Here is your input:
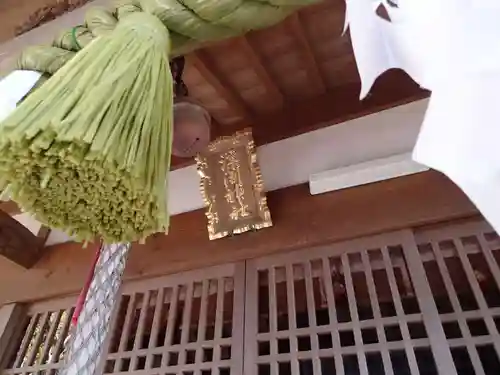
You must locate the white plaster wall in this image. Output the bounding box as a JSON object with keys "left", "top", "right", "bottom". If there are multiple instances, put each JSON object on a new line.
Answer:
{"left": 12, "top": 212, "right": 41, "bottom": 234}
{"left": 17, "top": 99, "right": 429, "bottom": 245}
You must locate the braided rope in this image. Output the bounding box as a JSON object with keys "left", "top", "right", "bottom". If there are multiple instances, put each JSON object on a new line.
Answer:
{"left": 18, "top": 0, "right": 318, "bottom": 75}
{"left": 63, "top": 242, "right": 130, "bottom": 375}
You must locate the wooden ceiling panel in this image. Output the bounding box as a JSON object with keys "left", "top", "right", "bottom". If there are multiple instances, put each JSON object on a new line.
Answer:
{"left": 225, "top": 68, "right": 260, "bottom": 91}
{"left": 235, "top": 37, "right": 284, "bottom": 109}
{"left": 168, "top": 0, "right": 425, "bottom": 145}
{"left": 247, "top": 23, "right": 296, "bottom": 58}
{"left": 312, "top": 36, "right": 352, "bottom": 61}
{"left": 278, "top": 70, "right": 319, "bottom": 98}
{"left": 322, "top": 65, "right": 359, "bottom": 88}
{"left": 184, "top": 82, "right": 246, "bottom": 126}
{"left": 194, "top": 43, "right": 285, "bottom": 114}
{"left": 181, "top": 62, "right": 241, "bottom": 123}
{"left": 300, "top": 2, "right": 346, "bottom": 39}
{"left": 264, "top": 51, "right": 321, "bottom": 99}
{"left": 195, "top": 101, "right": 245, "bottom": 126}
{"left": 239, "top": 85, "right": 282, "bottom": 113}
{"left": 182, "top": 63, "right": 205, "bottom": 85}
{"left": 187, "top": 91, "right": 233, "bottom": 116}
{"left": 187, "top": 52, "right": 253, "bottom": 123}
{"left": 321, "top": 55, "right": 359, "bottom": 87}
{"left": 267, "top": 51, "right": 302, "bottom": 74}
{"left": 201, "top": 39, "right": 249, "bottom": 71}
{"left": 285, "top": 13, "right": 326, "bottom": 95}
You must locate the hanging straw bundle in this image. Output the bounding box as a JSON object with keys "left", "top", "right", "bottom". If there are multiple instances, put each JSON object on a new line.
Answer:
{"left": 0, "top": 13, "right": 172, "bottom": 243}
{"left": 0, "top": 0, "right": 317, "bottom": 243}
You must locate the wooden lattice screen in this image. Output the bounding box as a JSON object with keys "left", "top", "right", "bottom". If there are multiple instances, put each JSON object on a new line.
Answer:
{"left": 414, "top": 221, "right": 500, "bottom": 375}
{"left": 1, "top": 297, "right": 75, "bottom": 375}
{"left": 2, "top": 219, "right": 500, "bottom": 375}
{"left": 101, "top": 263, "right": 245, "bottom": 375}
{"left": 243, "top": 222, "right": 500, "bottom": 375}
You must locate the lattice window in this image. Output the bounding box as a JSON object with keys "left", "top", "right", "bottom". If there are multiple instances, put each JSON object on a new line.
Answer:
{"left": 3, "top": 219, "right": 500, "bottom": 375}
{"left": 2, "top": 298, "right": 75, "bottom": 375}
{"left": 243, "top": 232, "right": 451, "bottom": 375}
{"left": 101, "top": 263, "right": 245, "bottom": 375}
{"left": 415, "top": 220, "right": 500, "bottom": 375}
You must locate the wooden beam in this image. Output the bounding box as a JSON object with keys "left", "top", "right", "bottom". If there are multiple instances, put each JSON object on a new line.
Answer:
{"left": 0, "top": 201, "right": 20, "bottom": 215}
{"left": 0, "top": 171, "right": 478, "bottom": 305}
{"left": 37, "top": 225, "right": 51, "bottom": 246}
{"left": 1, "top": 71, "right": 427, "bottom": 215}
{"left": 142, "top": 70, "right": 427, "bottom": 170}
{"left": 0, "top": 304, "right": 26, "bottom": 369}
{"left": 189, "top": 51, "right": 253, "bottom": 120}
{"left": 0, "top": 210, "right": 45, "bottom": 268}
{"left": 225, "top": 69, "right": 427, "bottom": 146}
{"left": 286, "top": 13, "right": 327, "bottom": 94}
{"left": 237, "top": 36, "right": 285, "bottom": 108}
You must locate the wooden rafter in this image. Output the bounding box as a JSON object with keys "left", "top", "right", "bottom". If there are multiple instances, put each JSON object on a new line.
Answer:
{"left": 287, "top": 13, "right": 327, "bottom": 94}
{"left": 221, "top": 70, "right": 427, "bottom": 147}
{"left": 189, "top": 51, "right": 253, "bottom": 121}
{"left": 0, "top": 211, "right": 46, "bottom": 268}
{"left": 0, "top": 201, "right": 20, "bottom": 215}
{"left": 237, "top": 36, "right": 285, "bottom": 108}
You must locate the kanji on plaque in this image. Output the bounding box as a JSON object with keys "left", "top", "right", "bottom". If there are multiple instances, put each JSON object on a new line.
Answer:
{"left": 195, "top": 129, "right": 272, "bottom": 240}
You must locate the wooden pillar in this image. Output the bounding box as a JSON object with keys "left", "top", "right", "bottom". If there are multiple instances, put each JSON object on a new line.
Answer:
{"left": 0, "top": 304, "right": 26, "bottom": 369}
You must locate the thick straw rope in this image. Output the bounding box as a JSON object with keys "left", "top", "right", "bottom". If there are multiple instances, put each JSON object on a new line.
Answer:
{"left": 18, "top": 0, "right": 318, "bottom": 76}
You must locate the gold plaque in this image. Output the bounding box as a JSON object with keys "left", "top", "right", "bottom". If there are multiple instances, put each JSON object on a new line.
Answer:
{"left": 196, "top": 129, "right": 272, "bottom": 240}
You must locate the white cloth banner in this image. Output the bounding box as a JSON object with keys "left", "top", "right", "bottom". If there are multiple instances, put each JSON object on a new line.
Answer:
{"left": 346, "top": 0, "right": 500, "bottom": 232}
{"left": 0, "top": 70, "right": 42, "bottom": 121}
